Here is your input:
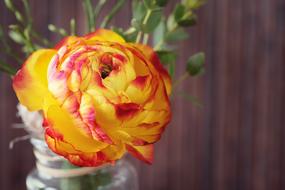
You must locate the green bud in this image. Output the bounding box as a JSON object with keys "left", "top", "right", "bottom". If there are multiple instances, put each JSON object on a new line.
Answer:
{"left": 186, "top": 52, "right": 205, "bottom": 76}
{"left": 177, "top": 13, "right": 197, "bottom": 27}
{"left": 48, "top": 24, "right": 57, "bottom": 32}
{"left": 59, "top": 28, "right": 67, "bottom": 36}
{"left": 184, "top": 0, "right": 206, "bottom": 9}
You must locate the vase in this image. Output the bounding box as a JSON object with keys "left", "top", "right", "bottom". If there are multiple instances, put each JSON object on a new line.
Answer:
{"left": 16, "top": 104, "right": 139, "bottom": 190}
{"left": 26, "top": 138, "right": 139, "bottom": 190}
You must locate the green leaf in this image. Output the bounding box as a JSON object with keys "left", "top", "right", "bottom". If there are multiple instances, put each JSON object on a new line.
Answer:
{"left": 131, "top": 18, "right": 142, "bottom": 30}
{"left": 14, "top": 11, "right": 25, "bottom": 23}
{"left": 153, "top": 19, "right": 165, "bottom": 46}
{"left": 142, "top": 10, "right": 162, "bottom": 33}
{"left": 177, "top": 13, "right": 197, "bottom": 27}
{"left": 9, "top": 30, "right": 25, "bottom": 44}
{"left": 133, "top": 1, "right": 147, "bottom": 22}
{"left": 4, "top": 0, "right": 15, "bottom": 11}
{"left": 155, "top": 0, "right": 168, "bottom": 7}
{"left": 165, "top": 28, "right": 189, "bottom": 42}
{"left": 166, "top": 14, "right": 176, "bottom": 31}
{"left": 183, "top": 0, "right": 206, "bottom": 9}
{"left": 174, "top": 4, "right": 186, "bottom": 22}
{"left": 156, "top": 50, "right": 177, "bottom": 66}
{"left": 48, "top": 24, "right": 57, "bottom": 32}
{"left": 186, "top": 52, "right": 205, "bottom": 76}
{"left": 143, "top": 0, "right": 155, "bottom": 8}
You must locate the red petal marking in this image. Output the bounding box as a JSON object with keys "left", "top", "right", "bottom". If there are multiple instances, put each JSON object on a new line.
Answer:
{"left": 93, "top": 125, "right": 114, "bottom": 144}
{"left": 54, "top": 37, "right": 77, "bottom": 50}
{"left": 126, "top": 144, "right": 154, "bottom": 164}
{"left": 138, "top": 122, "right": 160, "bottom": 128}
{"left": 132, "top": 75, "right": 148, "bottom": 89}
{"left": 100, "top": 53, "right": 113, "bottom": 65}
{"left": 93, "top": 72, "right": 105, "bottom": 88}
{"left": 113, "top": 54, "right": 126, "bottom": 62}
{"left": 12, "top": 67, "right": 29, "bottom": 90}
{"left": 43, "top": 119, "right": 64, "bottom": 141}
{"left": 54, "top": 37, "right": 69, "bottom": 50}
{"left": 132, "top": 138, "right": 147, "bottom": 146}
{"left": 115, "top": 103, "right": 140, "bottom": 120}
{"left": 84, "top": 30, "right": 101, "bottom": 39}
{"left": 150, "top": 51, "right": 170, "bottom": 79}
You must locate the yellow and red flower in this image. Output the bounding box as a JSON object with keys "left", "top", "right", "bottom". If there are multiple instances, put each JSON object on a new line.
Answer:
{"left": 13, "top": 29, "right": 172, "bottom": 166}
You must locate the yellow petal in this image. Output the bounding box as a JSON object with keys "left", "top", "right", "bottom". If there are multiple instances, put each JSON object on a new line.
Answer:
{"left": 84, "top": 29, "right": 125, "bottom": 43}
{"left": 126, "top": 144, "right": 154, "bottom": 164}
{"left": 132, "top": 44, "right": 172, "bottom": 96}
{"left": 13, "top": 49, "right": 57, "bottom": 111}
{"left": 45, "top": 104, "right": 107, "bottom": 152}
{"left": 54, "top": 36, "right": 78, "bottom": 50}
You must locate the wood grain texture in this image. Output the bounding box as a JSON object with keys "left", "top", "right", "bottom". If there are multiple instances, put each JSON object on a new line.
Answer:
{"left": 0, "top": 0, "right": 284, "bottom": 190}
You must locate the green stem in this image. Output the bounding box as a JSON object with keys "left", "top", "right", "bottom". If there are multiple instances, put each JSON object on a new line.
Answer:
{"left": 173, "top": 72, "right": 189, "bottom": 90}
{"left": 100, "top": 0, "right": 125, "bottom": 28}
{"left": 0, "top": 60, "right": 17, "bottom": 76}
{"left": 154, "top": 24, "right": 178, "bottom": 50}
{"left": 143, "top": 9, "right": 152, "bottom": 25}
{"left": 135, "top": 31, "right": 142, "bottom": 43}
{"left": 94, "top": 0, "right": 107, "bottom": 28}
{"left": 31, "top": 31, "right": 52, "bottom": 47}
{"left": 22, "top": 0, "right": 32, "bottom": 26}
{"left": 83, "top": 0, "right": 95, "bottom": 32}
{"left": 143, "top": 34, "right": 149, "bottom": 44}
{"left": 70, "top": 18, "right": 76, "bottom": 35}
{"left": 135, "top": 9, "right": 152, "bottom": 44}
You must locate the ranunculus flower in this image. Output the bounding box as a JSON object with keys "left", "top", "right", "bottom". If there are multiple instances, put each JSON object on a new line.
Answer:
{"left": 13, "top": 29, "right": 172, "bottom": 166}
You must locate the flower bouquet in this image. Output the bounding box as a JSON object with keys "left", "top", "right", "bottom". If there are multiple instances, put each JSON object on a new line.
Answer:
{"left": 0, "top": 0, "right": 205, "bottom": 189}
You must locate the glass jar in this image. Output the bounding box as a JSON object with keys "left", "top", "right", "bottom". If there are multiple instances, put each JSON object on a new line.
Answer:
{"left": 26, "top": 138, "right": 139, "bottom": 190}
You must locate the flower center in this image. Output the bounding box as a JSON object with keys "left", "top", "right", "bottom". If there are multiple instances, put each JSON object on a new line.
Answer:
{"left": 100, "top": 64, "right": 113, "bottom": 79}
{"left": 99, "top": 53, "right": 114, "bottom": 79}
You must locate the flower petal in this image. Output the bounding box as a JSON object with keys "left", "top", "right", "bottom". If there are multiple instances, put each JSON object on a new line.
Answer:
{"left": 133, "top": 44, "right": 172, "bottom": 96}
{"left": 45, "top": 104, "right": 108, "bottom": 153}
{"left": 126, "top": 144, "right": 154, "bottom": 164}
{"left": 13, "top": 49, "right": 57, "bottom": 111}
{"left": 54, "top": 36, "right": 78, "bottom": 50}
{"left": 84, "top": 29, "right": 125, "bottom": 43}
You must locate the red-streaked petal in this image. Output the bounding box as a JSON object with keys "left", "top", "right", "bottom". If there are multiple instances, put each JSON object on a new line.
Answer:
{"left": 84, "top": 29, "right": 125, "bottom": 43}
{"left": 133, "top": 44, "right": 172, "bottom": 96}
{"left": 13, "top": 49, "right": 57, "bottom": 111}
{"left": 126, "top": 144, "right": 154, "bottom": 164}
{"left": 54, "top": 36, "right": 78, "bottom": 50}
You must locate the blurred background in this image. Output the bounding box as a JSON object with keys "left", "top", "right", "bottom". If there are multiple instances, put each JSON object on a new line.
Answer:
{"left": 0, "top": 0, "right": 284, "bottom": 190}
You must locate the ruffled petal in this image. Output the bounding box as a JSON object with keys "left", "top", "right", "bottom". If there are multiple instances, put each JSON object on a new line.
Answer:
{"left": 126, "top": 144, "right": 153, "bottom": 164}
{"left": 54, "top": 36, "right": 78, "bottom": 50}
{"left": 44, "top": 104, "right": 108, "bottom": 154}
{"left": 133, "top": 44, "right": 172, "bottom": 96}
{"left": 84, "top": 29, "right": 125, "bottom": 43}
{"left": 13, "top": 49, "right": 57, "bottom": 111}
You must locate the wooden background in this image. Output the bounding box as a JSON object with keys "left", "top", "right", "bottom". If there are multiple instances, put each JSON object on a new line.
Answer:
{"left": 0, "top": 0, "right": 284, "bottom": 190}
